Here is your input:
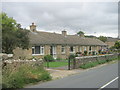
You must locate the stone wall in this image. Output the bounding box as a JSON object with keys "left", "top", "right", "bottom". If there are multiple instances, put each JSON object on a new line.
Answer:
{"left": 2, "top": 59, "right": 43, "bottom": 69}
{"left": 13, "top": 47, "right": 32, "bottom": 59}
{"left": 13, "top": 45, "right": 104, "bottom": 60}
{"left": 70, "top": 54, "right": 118, "bottom": 69}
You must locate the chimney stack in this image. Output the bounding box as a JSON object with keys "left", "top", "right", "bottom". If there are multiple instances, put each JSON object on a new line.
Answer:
{"left": 79, "top": 34, "right": 85, "bottom": 37}
{"left": 62, "top": 30, "right": 67, "bottom": 36}
{"left": 79, "top": 33, "right": 85, "bottom": 37}
{"left": 30, "top": 22, "right": 36, "bottom": 32}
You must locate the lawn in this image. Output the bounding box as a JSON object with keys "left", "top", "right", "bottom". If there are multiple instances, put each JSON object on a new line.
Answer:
{"left": 44, "top": 61, "right": 68, "bottom": 67}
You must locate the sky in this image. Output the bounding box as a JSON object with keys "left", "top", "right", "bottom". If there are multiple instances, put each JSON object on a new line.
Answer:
{"left": 2, "top": 2, "right": 118, "bottom": 38}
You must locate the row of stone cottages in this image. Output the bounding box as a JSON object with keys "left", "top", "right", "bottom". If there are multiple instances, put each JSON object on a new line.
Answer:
{"left": 24, "top": 23, "right": 107, "bottom": 59}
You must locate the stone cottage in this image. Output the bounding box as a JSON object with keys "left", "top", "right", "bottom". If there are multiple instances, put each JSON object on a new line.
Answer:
{"left": 105, "top": 37, "right": 119, "bottom": 48}
{"left": 27, "top": 23, "right": 107, "bottom": 59}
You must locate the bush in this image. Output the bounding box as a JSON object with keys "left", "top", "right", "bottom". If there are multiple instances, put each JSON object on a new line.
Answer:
{"left": 76, "top": 52, "right": 82, "bottom": 54}
{"left": 84, "top": 50, "right": 87, "bottom": 56}
{"left": 69, "top": 54, "right": 76, "bottom": 60}
{"left": 89, "top": 52, "right": 91, "bottom": 55}
{"left": 2, "top": 63, "right": 51, "bottom": 89}
{"left": 44, "top": 55, "right": 54, "bottom": 62}
{"left": 98, "top": 49, "right": 101, "bottom": 54}
{"left": 92, "top": 51, "right": 96, "bottom": 55}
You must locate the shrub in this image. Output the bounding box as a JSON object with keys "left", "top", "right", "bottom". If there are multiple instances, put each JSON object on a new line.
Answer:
{"left": 98, "top": 49, "right": 101, "bottom": 54}
{"left": 44, "top": 55, "right": 54, "bottom": 62}
{"left": 89, "top": 52, "right": 91, "bottom": 55}
{"left": 69, "top": 54, "right": 76, "bottom": 60}
{"left": 2, "top": 63, "right": 51, "bottom": 89}
{"left": 75, "top": 54, "right": 78, "bottom": 57}
{"left": 84, "top": 50, "right": 87, "bottom": 56}
{"left": 92, "top": 51, "right": 96, "bottom": 55}
{"left": 76, "top": 52, "right": 82, "bottom": 54}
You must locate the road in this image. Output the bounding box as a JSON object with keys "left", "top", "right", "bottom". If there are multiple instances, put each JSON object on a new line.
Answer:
{"left": 25, "top": 61, "right": 119, "bottom": 89}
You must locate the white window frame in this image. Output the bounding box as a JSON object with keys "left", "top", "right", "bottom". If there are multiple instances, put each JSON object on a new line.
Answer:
{"left": 90, "top": 46, "right": 93, "bottom": 51}
{"left": 70, "top": 46, "right": 75, "bottom": 53}
{"left": 61, "top": 46, "right": 65, "bottom": 54}
{"left": 32, "top": 46, "right": 44, "bottom": 55}
{"left": 40, "top": 46, "right": 44, "bottom": 55}
{"left": 84, "top": 46, "right": 87, "bottom": 51}
{"left": 52, "top": 46, "right": 56, "bottom": 55}
{"left": 79, "top": 47, "right": 82, "bottom": 52}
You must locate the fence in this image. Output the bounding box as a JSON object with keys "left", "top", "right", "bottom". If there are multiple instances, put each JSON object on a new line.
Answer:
{"left": 69, "top": 54, "right": 118, "bottom": 69}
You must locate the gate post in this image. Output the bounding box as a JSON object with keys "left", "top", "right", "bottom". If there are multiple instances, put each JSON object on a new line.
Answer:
{"left": 73, "top": 59, "right": 76, "bottom": 69}
{"left": 47, "top": 59, "right": 49, "bottom": 68}
{"left": 68, "top": 57, "right": 71, "bottom": 70}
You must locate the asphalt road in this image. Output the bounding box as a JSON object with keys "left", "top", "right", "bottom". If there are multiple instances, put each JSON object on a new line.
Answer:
{"left": 26, "top": 61, "right": 119, "bottom": 89}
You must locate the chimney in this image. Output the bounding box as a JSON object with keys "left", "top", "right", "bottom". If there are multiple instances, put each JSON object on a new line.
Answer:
{"left": 79, "top": 33, "right": 85, "bottom": 37}
{"left": 30, "top": 22, "right": 36, "bottom": 32}
{"left": 62, "top": 30, "right": 67, "bottom": 36}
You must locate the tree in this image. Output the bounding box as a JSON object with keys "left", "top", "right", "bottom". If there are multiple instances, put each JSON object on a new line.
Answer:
{"left": 98, "top": 36, "right": 107, "bottom": 42}
{"left": 2, "top": 12, "right": 29, "bottom": 54}
{"left": 77, "top": 31, "right": 85, "bottom": 35}
{"left": 114, "top": 41, "right": 120, "bottom": 49}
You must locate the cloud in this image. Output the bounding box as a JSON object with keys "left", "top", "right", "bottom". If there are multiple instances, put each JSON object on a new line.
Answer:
{"left": 2, "top": 2, "right": 118, "bottom": 37}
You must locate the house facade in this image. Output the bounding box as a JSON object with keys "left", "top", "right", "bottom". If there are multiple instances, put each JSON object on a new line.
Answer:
{"left": 28, "top": 23, "right": 107, "bottom": 59}
{"left": 105, "top": 37, "right": 119, "bottom": 48}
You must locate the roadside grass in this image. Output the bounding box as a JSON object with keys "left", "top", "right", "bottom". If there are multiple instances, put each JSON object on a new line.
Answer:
{"left": 80, "top": 56, "right": 119, "bottom": 69}
{"left": 44, "top": 61, "right": 68, "bottom": 67}
{"left": 2, "top": 63, "right": 52, "bottom": 89}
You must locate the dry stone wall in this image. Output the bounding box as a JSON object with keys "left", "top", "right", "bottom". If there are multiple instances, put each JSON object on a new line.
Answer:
{"left": 71, "top": 54, "right": 118, "bottom": 69}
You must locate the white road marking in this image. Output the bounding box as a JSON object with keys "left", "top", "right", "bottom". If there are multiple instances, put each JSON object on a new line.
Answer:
{"left": 98, "top": 77, "right": 119, "bottom": 90}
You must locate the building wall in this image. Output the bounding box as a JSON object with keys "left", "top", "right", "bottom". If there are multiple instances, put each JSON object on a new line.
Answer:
{"left": 44, "top": 45, "right": 50, "bottom": 55}
{"left": 105, "top": 41, "right": 115, "bottom": 48}
{"left": 28, "top": 45, "right": 105, "bottom": 59}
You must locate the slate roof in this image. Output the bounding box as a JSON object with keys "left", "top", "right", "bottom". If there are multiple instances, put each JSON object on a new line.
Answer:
{"left": 29, "top": 31, "right": 107, "bottom": 46}
{"left": 106, "top": 37, "right": 119, "bottom": 42}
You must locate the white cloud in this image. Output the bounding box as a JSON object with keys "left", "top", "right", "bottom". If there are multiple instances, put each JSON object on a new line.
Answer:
{"left": 2, "top": 2, "right": 118, "bottom": 38}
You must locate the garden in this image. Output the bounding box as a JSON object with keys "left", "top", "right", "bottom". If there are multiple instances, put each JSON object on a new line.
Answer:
{"left": 43, "top": 55, "right": 68, "bottom": 68}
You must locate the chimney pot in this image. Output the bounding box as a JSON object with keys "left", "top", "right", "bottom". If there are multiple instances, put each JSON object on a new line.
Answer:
{"left": 62, "top": 30, "right": 67, "bottom": 36}
{"left": 30, "top": 22, "right": 36, "bottom": 32}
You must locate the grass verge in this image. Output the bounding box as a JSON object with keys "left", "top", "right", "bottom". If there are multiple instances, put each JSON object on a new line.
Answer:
{"left": 2, "top": 63, "right": 52, "bottom": 89}
{"left": 80, "top": 56, "right": 119, "bottom": 69}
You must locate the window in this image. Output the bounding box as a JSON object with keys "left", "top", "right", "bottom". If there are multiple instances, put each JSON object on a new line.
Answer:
{"left": 79, "top": 47, "right": 82, "bottom": 52}
{"left": 89, "top": 46, "right": 92, "bottom": 51}
{"left": 32, "top": 46, "right": 44, "bottom": 55}
{"left": 52, "top": 46, "right": 56, "bottom": 54}
{"left": 61, "top": 46, "right": 65, "bottom": 53}
{"left": 32, "top": 47, "right": 35, "bottom": 54}
{"left": 84, "top": 46, "right": 87, "bottom": 51}
{"left": 70, "top": 46, "right": 75, "bottom": 52}
{"left": 40, "top": 46, "right": 44, "bottom": 55}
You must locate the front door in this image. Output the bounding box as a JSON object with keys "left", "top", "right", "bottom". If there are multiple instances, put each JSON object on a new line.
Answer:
{"left": 50, "top": 46, "right": 57, "bottom": 59}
